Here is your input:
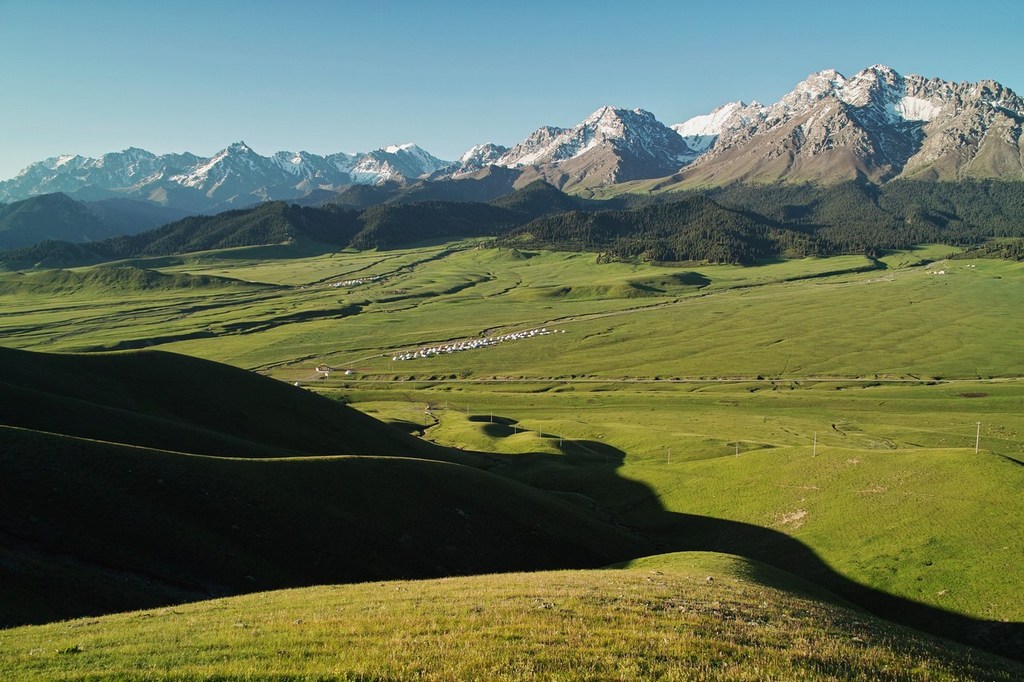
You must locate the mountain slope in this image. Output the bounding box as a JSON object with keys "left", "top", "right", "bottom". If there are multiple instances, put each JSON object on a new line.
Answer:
{"left": 506, "top": 194, "right": 803, "bottom": 263}
{"left": 7, "top": 179, "right": 1024, "bottom": 270}
{"left": 0, "top": 264, "right": 265, "bottom": 297}
{"left": 0, "top": 426, "right": 652, "bottom": 627}
{"left": 667, "top": 65, "right": 1024, "bottom": 187}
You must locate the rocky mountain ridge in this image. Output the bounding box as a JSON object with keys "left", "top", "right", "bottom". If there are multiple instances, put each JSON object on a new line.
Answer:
{"left": 662, "top": 65, "right": 1024, "bottom": 186}
{"left": 2, "top": 65, "right": 1021, "bottom": 211}
{"left": 443, "top": 107, "right": 698, "bottom": 191}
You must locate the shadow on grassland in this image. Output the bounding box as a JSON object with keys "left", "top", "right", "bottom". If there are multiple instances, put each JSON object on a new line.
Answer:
{"left": 650, "top": 511, "right": 1023, "bottom": 662}
{"left": 473, "top": 420, "right": 1024, "bottom": 663}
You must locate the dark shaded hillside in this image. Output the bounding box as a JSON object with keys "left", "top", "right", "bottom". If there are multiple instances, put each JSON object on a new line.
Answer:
{"left": 327, "top": 181, "right": 405, "bottom": 208}
{"left": 0, "top": 346, "right": 441, "bottom": 459}
{"left": 350, "top": 201, "right": 517, "bottom": 249}
{"left": 0, "top": 195, "right": 525, "bottom": 268}
{"left": 490, "top": 179, "right": 584, "bottom": 219}
{"left": 504, "top": 180, "right": 1024, "bottom": 263}
{"left": 0, "top": 201, "right": 361, "bottom": 268}
{"left": 0, "top": 427, "right": 653, "bottom": 627}
{"left": 705, "top": 179, "right": 1024, "bottom": 255}
{"left": 101, "top": 201, "right": 360, "bottom": 257}
{"left": 0, "top": 347, "right": 654, "bottom": 626}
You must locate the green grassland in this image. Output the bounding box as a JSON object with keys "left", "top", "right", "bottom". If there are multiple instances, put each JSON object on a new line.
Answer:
{"left": 3, "top": 553, "right": 1021, "bottom": 681}
{"left": 8, "top": 241, "right": 1013, "bottom": 381}
{"left": 3, "top": 239, "right": 1024, "bottom": 669}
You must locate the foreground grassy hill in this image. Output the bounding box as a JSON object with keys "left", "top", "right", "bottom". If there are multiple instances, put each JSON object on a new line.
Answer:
{"left": 2, "top": 553, "right": 1020, "bottom": 681}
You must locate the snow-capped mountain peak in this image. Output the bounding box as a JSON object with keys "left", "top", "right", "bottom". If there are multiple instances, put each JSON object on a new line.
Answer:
{"left": 0, "top": 142, "right": 452, "bottom": 210}
{"left": 459, "top": 143, "right": 508, "bottom": 165}
{"left": 348, "top": 144, "right": 448, "bottom": 185}
{"left": 493, "top": 106, "right": 693, "bottom": 169}
{"left": 668, "top": 64, "right": 1024, "bottom": 186}
{"left": 3, "top": 64, "right": 1021, "bottom": 207}
{"left": 448, "top": 143, "right": 511, "bottom": 176}
{"left": 439, "top": 105, "right": 695, "bottom": 189}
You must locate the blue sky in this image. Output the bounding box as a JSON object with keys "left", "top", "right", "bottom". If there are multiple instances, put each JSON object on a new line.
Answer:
{"left": 1, "top": 0, "right": 1021, "bottom": 179}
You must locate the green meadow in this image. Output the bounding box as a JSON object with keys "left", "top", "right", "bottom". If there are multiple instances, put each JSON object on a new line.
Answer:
{"left": 2, "top": 238, "right": 1023, "bottom": 674}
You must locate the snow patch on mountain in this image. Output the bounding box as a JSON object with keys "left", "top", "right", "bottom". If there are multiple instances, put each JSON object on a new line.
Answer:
{"left": 671, "top": 102, "right": 758, "bottom": 155}
{"left": 895, "top": 96, "right": 942, "bottom": 122}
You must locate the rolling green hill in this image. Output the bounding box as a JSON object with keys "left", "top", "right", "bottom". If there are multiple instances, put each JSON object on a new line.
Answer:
{"left": 0, "top": 264, "right": 267, "bottom": 297}
{"left": 2, "top": 553, "right": 1020, "bottom": 681}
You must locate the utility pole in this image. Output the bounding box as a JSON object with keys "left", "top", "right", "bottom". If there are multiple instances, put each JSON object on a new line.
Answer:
{"left": 667, "top": 448, "right": 671, "bottom": 464}
{"left": 735, "top": 441, "right": 739, "bottom": 457}
{"left": 813, "top": 432, "right": 817, "bottom": 457}
{"left": 976, "top": 421, "right": 981, "bottom": 454}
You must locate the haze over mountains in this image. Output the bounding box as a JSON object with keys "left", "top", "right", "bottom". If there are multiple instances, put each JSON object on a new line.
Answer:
{"left": 1, "top": 65, "right": 1021, "bottom": 215}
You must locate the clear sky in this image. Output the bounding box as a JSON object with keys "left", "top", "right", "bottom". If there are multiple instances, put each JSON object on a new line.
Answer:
{"left": 1, "top": 0, "right": 1021, "bottom": 179}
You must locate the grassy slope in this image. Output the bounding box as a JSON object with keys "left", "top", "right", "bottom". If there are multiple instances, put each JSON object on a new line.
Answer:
{"left": 2, "top": 553, "right": 1020, "bottom": 681}
{"left": 0, "top": 265, "right": 267, "bottom": 297}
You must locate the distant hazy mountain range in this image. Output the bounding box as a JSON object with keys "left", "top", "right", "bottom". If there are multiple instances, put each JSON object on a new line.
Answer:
{"left": 1, "top": 65, "right": 1021, "bottom": 215}
{"left": 0, "top": 193, "right": 189, "bottom": 251}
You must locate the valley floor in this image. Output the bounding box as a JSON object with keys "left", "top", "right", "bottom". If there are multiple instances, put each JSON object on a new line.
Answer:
{"left": 2, "top": 241, "right": 1023, "bottom": 670}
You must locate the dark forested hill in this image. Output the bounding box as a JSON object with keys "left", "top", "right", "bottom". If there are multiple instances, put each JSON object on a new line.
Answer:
{"left": 504, "top": 195, "right": 807, "bottom": 263}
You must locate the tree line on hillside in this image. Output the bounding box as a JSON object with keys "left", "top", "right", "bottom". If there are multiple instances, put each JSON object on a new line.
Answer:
{"left": 703, "top": 180, "right": 1024, "bottom": 257}
{"left": 499, "top": 197, "right": 816, "bottom": 263}
{"left": 3, "top": 179, "right": 1024, "bottom": 269}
